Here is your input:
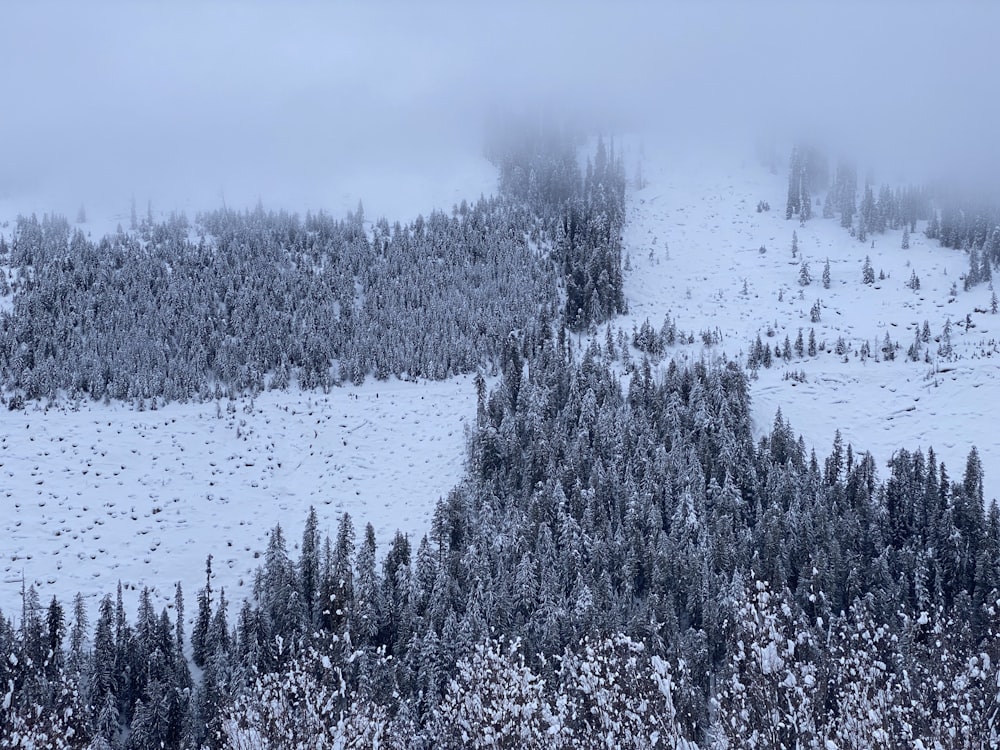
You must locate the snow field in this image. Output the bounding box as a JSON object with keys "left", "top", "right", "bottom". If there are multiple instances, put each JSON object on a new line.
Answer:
{"left": 619, "top": 139, "right": 1000, "bottom": 503}
{"left": 0, "top": 379, "right": 477, "bottom": 617}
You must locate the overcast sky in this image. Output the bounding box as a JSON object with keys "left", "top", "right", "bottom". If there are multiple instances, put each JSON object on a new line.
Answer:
{"left": 1, "top": 1, "right": 998, "bottom": 221}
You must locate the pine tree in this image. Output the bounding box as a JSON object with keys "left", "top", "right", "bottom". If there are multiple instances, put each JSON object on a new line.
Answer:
{"left": 808, "top": 328, "right": 817, "bottom": 356}
{"left": 68, "top": 592, "right": 89, "bottom": 674}
{"left": 902, "top": 225, "right": 910, "bottom": 249}
{"left": 352, "top": 523, "right": 380, "bottom": 647}
{"left": 92, "top": 595, "right": 119, "bottom": 744}
{"left": 257, "top": 523, "right": 305, "bottom": 643}
{"left": 939, "top": 319, "right": 954, "bottom": 357}
{"left": 798, "top": 261, "right": 811, "bottom": 286}
{"left": 192, "top": 555, "right": 213, "bottom": 668}
{"left": 882, "top": 332, "right": 896, "bottom": 361}
{"left": 174, "top": 582, "right": 184, "bottom": 653}
{"left": 862, "top": 255, "right": 875, "bottom": 285}
{"left": 800, "top": 177, "right": 812, "bottom": 221}
{"left": 823, "top": 191, "right": 835, "bottom": 219}
{"left": 822, "top": 258, "right": 831, "bottom": 289}
{"left": 300, "top": 506, "right": 321, "bottom": 623}
{"left": 926, "top": 211, "right": 940, "bottom": 240}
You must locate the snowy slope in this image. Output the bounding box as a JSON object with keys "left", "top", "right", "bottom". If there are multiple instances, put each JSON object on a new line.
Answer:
{"left": 3, "top": 136, "right": 998, "bottom": 624}
{"left": 0, "top": 380, "right": 477, "bottom": 616}
{"left": 619, "top": 139, "right": 1000, "bottom": 504}
{"left": 0, "top": 150, "right": 497, "bottom": 618}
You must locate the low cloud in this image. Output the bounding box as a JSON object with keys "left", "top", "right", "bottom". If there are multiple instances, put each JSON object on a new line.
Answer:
{"left": 2, "top": 1, "right": 997, "bottom": 218}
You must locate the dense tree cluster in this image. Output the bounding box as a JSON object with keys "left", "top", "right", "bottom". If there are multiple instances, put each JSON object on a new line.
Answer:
{"left": 790, "top": 146, "right": 1000, "bottom": 296}
{"left": 788, "top": 145, "right": 931, "bottom": 240}
{"left": 3, "top": 337, "right": 998, "bottom": 747}
{"left": 0, "top": 131, "right": 628, "bottom": 404}
{"left": 495, "top": 132, "right": 627, "bottom": 330}
{"left": 0, "top": 199, "right": 557, "bottom": 401}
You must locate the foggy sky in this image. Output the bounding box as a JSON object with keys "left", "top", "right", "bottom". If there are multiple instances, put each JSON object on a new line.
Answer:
{"left": 2, "top": 1, "right": 998, "bottom": 221}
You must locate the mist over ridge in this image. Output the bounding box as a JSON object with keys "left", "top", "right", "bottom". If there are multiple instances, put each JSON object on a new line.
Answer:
{"left": 1, "top": 1, "right": 998, "bottom": 219}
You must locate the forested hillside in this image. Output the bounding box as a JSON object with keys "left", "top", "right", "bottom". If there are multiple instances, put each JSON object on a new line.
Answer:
{"left": 0, "top": 134, "right": 625, "bottom": 404}
{"left": 3, "top": 134, "right": 1000, "bottom": 748}
{"left": 4, "top": 336, "right": 999, "bottom": 747}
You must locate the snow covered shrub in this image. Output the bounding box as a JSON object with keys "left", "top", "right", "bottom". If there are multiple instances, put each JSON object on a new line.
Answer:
{"left": 716, "top": 580, "right": 821, "bottom": 749}
{"left": 553, "top": 634, "right": 696, "bottom": 750}
{"left": 220, "top": 644, "right": 391, "bottom": 750}
{"left": 0, "top": 668, "right": 90, "bottom": 750}
{"left": 429, "top": 638, "right": 554, "bottom": 749}
{"left": 427, "top": 635, "right": 696, "bottom": 749}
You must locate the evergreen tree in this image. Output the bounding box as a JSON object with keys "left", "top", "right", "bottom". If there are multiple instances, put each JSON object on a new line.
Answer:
{"left": 863, "top": 255, "right": 875, "bottom": 284}
{"left": 798, "top": 261, "right": 811, "bottom": 286}
{"left": 192, "top": 555, "right": 213, "bottom": 668}
{"left": 299, "top": 506, "right": 321, "bottom": 623}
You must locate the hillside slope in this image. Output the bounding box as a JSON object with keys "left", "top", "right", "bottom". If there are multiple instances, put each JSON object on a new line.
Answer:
{"left": 620, "top": 140, "right": 999, "bottom": 502}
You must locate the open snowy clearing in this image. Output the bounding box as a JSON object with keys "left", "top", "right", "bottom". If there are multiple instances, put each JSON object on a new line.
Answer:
{"left": 620, "top": 139, "right": 1000, "bottom": 503}
{"left": 0, "top": 379, "right": 477, "bottom": 616}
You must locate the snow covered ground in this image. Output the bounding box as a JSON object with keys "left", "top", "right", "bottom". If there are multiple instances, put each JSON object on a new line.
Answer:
{"left": 0, "top": 150, "right": 497, "bottom": 618}
{"left": 0, "top": 380, "right": 477, "bottom": 616}
{"left": 620, "top": 138, "right": 1000, "bottom": 504}
{"left": 3, "top": 135, "right": 998, "bottom": 623}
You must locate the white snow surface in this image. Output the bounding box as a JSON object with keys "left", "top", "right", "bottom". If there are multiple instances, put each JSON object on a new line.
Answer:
{"left": 1, "top": 380, "right": 476, "bottom": 616}
{"left": 620, "top": 138, "right": 1000, "bottom": 505}
{"left": 4, "top": 135, "right": 1000, "bottom": 624}
{"left": 0, "top": 150, "right": 496, "bottom": 619}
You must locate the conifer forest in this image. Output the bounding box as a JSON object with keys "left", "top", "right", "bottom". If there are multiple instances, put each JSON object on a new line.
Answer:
{"left": 3, "top": 3, "right": 1000, "bottom": 748}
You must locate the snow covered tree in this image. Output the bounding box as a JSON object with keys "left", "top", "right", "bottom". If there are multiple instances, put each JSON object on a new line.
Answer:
{"left": 862, "top": 255, "right": 875, "bottom": 285}
{"left": 717, "top": 580, "right": 821, "bottom": 749}
{"left": 192, "top": 555, "right": 213, "bottom": 668}
{"left": 299, "top": 506, "right": 321, "bottom": 623}
{"left": 798, "top": 261, "right": 811, "bottom": 286}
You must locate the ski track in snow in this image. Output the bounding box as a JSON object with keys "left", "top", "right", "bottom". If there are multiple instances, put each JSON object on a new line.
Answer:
{"left": 619, "top": 140, "right": 1000, "bottom": 506}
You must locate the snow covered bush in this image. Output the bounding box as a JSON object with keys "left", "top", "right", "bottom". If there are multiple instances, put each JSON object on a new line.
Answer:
{"left": 427, "top": 635, "right": 696, "bottom": 749}
{"left": 716, "top": 580, "right": 821, "bottom": 749}
{"left": 220, "top": 644, "right": 391, "bottom": 750}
